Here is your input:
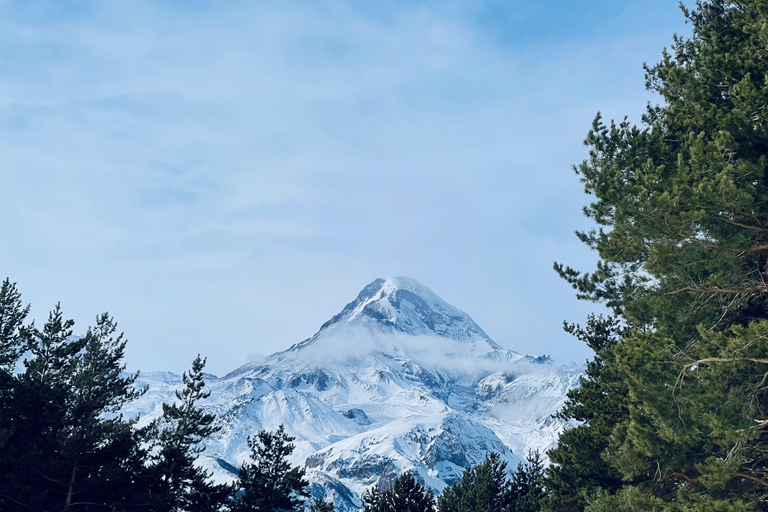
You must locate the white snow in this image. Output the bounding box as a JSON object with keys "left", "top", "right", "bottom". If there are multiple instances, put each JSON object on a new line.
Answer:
{"left": 126, "top": 277, "right": 582, "bottom": 512}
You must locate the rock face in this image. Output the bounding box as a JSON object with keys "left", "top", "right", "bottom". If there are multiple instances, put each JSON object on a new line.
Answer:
{"left": 124, "top": 277, "right": 581, "bottom": 511}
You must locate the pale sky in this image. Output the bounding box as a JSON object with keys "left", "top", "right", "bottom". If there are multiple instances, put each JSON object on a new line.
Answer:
{"left": 0, "top": 1, "right": 689, "bottom": 376}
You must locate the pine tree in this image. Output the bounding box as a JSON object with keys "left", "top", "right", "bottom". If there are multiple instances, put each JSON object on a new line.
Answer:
{"left": 437, "top": 452, "right": 546, "bottom": 512}
{"left": 510, "top": 452, "right": 546, "bottom": 512}
{"left": 362, "top": 487, "right": 385, "bottom": 512}
{"left": 1, "top": 307, "right": 150, "bottom": 511}
{"left": 4, "top": 304, "right": 85, "bottom": 510}
{"left": 543, "top": 316, "right": 627, "bottom": 512}
{"left": 152, "top": 355, "right": 229, "bottom": 512}
{"left": 0, "top": 280, "right": 227, "bottom": 511}
{"left": 0, "top": 279, "right": 31, "bottom": 509}
{"left": 0, "top": 278, "right": 29, "bottom": 371}
{"left": 56, "top": 313, "right": 146, "bottom": 511}
{"left": 552, "top": 1, "right": 768, "bottom": 510}
{"left": 230, "top": 424, "right": 309, "bottom": 512}
{"left": 309, "top": 497, "right": 335, "bottom": 512}
{"left": 363, "top": 472, "right": 435, "bottom": 512}
{"left": 438, "top": 453, "right": 513, "bottom": 512}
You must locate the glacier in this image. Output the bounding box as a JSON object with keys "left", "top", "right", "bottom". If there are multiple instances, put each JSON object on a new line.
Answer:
{"left": 124, "top": 277, "right": 582, "bottom": 511}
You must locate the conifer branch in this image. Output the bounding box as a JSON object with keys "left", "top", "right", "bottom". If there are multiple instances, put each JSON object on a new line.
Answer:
{"left": 735, "top": 472, "right": 768, "bottom": 489}
{"left": 665, "top": 472, "right": 697, "bottom": 488}
{"left": 709, "top": 216, "right": 768, "bottom": 232}
{"left": 664, "top": 285, "right": 768, "bottom": 295}
{"left": 0, "top": 492, "right": 41, "bottom": 511}
{"left": 676, "top": 357, "right": 768, "bottom": 391}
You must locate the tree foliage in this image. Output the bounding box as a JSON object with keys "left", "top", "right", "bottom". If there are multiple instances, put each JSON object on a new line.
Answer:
{"left": 438, "top": 453, "right": 513, "bottom": 512}
{"left": 363, "top": 472, "right": 435, "bottom": 512}
{"left": 230, "top": 424, "right": 309, "bottom": 512}
{"left": 0, "top": 279, "right": 228, "bottom": 511}
{"left": 549, "top": 1, "right": 768, "bottom": 510}
{"left": 438, "top": 452, "right": 546, "bottom": 512}
{"left": 511, "top": 452, "right": 546, "bottom": 512}
{"left": 150, "top": 355, "right": 230, "bottom": 511}
{"left": 0, "top": 279, "right": 29, "bottom": 371}
{"left": 1, "top": 305, "right": 148, "bottom": 511}
{"left": 543, "top": 316, "right": 628, "bottom": 511}
{"left": 309, "top": 497, "right": 335, "bottom": 512}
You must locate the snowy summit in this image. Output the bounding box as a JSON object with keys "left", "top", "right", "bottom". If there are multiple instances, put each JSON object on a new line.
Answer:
{"left": 317, "top": 277, "right": 498, "bottom": 343}
{"left": 125, "top": 277, "right": 581, "bottom": 511}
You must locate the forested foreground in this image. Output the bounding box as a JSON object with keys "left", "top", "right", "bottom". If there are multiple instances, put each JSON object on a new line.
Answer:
{"left": 3, "top": 0, "right": 768, "bottom": 510}
{"left": 0, "top": 278, "right": 318, "bottom": 512}
{"left": 0, "top": 279, "right": 273, "bottom": 512}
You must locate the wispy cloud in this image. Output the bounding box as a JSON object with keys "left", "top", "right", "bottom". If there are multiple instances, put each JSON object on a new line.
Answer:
{"left": 0, "top": 1, "right": 688, "bottom": 375}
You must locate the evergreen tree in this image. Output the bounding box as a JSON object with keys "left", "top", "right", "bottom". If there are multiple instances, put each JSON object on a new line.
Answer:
{"left": 309, "top": 497, "right": 335, "bottom": 512}
{"left": 543, "top": 316, "right": 628, "bottom": 512}
{"left": 363, "top": 472, "right": 435, "bottom": 512}
{"left": 438, "top": 453, "right": 513, "bottom": 512}
{"left": 510, "top": 452, "right": 546, "bottom": 512}
{"left": 152, "top": 354, "right": 230, "bottom": 512}
{"left": 0, "top": 279, "right": 31, "bottom": 509}
{"left": 3, "top": 304, "right": 85, "bottom": 510}
{"left": 1, "top": 307, "right": 149, "bottom": 511}
{"left": 438, "top": 452, "right": 546, "bottom": 512}
{"left": 362, "top": 487, "right": 385, "bottom": 512}
{"left": 0, "top": 280, "right": 228, "bottom": 511}
{"left": 56, "top": 313, "right": 147, "bottom": 511}
{"left": 230, "top": 424, "right": 309, "bottom": 512}
{"left": 0, "top": 278, "right": 29, "bottom": 371}
{"left": 552, "top": 1, "right": 768, "bottom": 510}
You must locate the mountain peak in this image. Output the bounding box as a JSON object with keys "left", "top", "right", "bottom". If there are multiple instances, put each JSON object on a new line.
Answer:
{"left": 317, "top": 277, "right": 500, "bottom": 348}
{"left": 137, "top": 276, "right": 578, "bottom": 512}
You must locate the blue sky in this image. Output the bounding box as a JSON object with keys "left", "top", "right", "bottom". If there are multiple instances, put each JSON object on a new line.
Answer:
{"left": 0, "top": 1, "right": 689, "bottom": 376}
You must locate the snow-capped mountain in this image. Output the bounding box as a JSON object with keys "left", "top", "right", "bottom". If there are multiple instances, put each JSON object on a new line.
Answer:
{"left": 125, "top": 277, "right": 581, "bottom": 511}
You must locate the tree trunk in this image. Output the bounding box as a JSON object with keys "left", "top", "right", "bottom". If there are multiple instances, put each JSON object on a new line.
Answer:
{"left": 63, "top": 460, "right": 77, "bottom": 512}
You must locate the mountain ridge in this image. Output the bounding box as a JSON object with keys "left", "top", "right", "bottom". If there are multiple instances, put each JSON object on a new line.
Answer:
{"left": 125, "top": 277, "right": 581, "bottom": 511}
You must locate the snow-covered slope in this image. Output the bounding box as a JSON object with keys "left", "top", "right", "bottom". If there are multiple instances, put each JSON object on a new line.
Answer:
{"left": 126, "top": 277, "right": 581, "bottom": 511}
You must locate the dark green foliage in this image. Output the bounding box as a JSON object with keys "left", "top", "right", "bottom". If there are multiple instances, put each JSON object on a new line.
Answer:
{"left": 230, "top": 424, "right": 309, "bottom": 512}
{"left": 151, "top": 355, "right": 229, "bottom": 511}
{"left": 310, "top": 497, "right": 335, "bottom": 512}
{"left": 511, "top": 452, "right": 546, "bottom": 512}
{"left": 0, "top": 306, "right": 148, "bottom": 511}
{"left": 438, "top": 453, "right": 513, "bottom": 512}
{"left": 555, "top": 0, "right": 768, "bottom": 332}
{"left": 363, "top": 472, "right": 435, "bottom": 512}
{"left": 0, "top": 279, "right": 30, "bottom": 504}
{"left": 543, "top": 316, "right": 628, "bottom": 512}
{"left": 551, "top": 1, "right": 768, "bottom": 510}
{"left": 0, "top": 279, "right": 29, "bottom": 371}
{"left": 438, "top": 452, "right": 545, "bottom": 512}
{"left": 0, "top": 280, "right": 229, "bottom": 511}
